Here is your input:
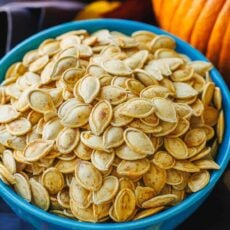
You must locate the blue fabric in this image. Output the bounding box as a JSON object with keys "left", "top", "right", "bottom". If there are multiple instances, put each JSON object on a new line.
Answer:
{"left": 0, "top": 198, "right": 33, "bottom": 230}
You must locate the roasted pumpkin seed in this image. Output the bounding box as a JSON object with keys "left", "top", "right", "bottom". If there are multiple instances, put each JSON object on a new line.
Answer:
{"left": 13, "top": 173, "right": 32, "bottom": 202}
{"left": 103, "top": 126, "right": 124, "bottom": 149}
{"left": 75, "top": 159, "right": 102, "bottom": 191}
{"left": 188, "top": 170, "right": 210, "bottom": 192}
{"left": 99, "top": 86, "right": 127, "bottom": 105}
{"left": 30, "top": 178, "right": 50, "bottom": 210}
{"left": 6, "top": 117, "right": 31, "bottom": 136}
{"left": 142, "top": 194, "right": 177, "bottom": 208}
{"left": 114, "top": 188, "right": 136, "bottom": 222}
{"left": 124, "top": 128, "right": 155, "bottom": 155}
{"left": 117, "top": 159, "right": 150, "bottom": 178}
{"left": 70, "top": 178, "right": 92, "bottom": 208}
{"left": 152, "top": 97, "right": 177, "bottom": 123}
{"left": 152, "top": 151, "right": 175, "bottom": 169}
{"left": 77, "top": 76, "right": 100, "bottom": 103}
{"left": 23, "top": 140, "right": 54, "bottom": 162}
{"left": 61, "top": 104, "right": 91, "bottom": 128}
{"left": 56, "top": 128, "right": 79, "bottom": 154}
{"left": 89, "top": 100, "right": 112, "bottom": 135}
{"left": 120, "top": 98, "right": 155, "bottom": 118}
{"left": 0, "top": 105, "right": 20, "bottom": 123}
{"left": 42, "top": 167, "right": 64, "bottom": 195}
{"left": 27, "top": 89, "right": 56, "bottom": 113}
{"left": 143, "top": 163, "right": 166, "bottom": 194}
{"left": 93, "top": 176, "right": 119, "bottom": 205}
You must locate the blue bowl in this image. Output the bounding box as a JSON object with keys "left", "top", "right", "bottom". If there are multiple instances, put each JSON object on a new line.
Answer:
{"left": 0, "top": 19, "right": 230, "bottom": 230}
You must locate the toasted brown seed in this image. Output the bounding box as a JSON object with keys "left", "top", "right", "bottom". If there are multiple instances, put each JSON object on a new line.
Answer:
{"left": 103, "top": 126, "right": 124, "bottom": 149}
{"left": 217, "top": 110, "right": 224, "bottom": 144}
{"left": 117, "top": 159, "right": 150, "bottom": 178}
{"left": 27, "top": 89, "right": 56, "bottom": 113}
{"left": 99, "top": 86, "right": 127, "bottom": 105}
{"left": 6, "top": 117, "right": 31, "bottom": 136}
{"left": 30, "top": 178, "right": 50, "bottom": 211}
{"left": 70, "top": 201, "right": 97, "bottom": 222}
{"left": 93, "top": 176, "right": 119, "bottom": 205}
{"left": 42, "top": 167, "right": 64, "bottom": 195}
{"left": 61, "top": 104, "right": 91, "bottom": 128}
{"left": 203, "top": 106, "right": 218, "bottom": 126}
{"left": 142, "top": 194, "right": 177, "bottom": 208}
{"left": 164, "top": 137, "right": 189, "bottom": 159}
{"left": 152, "top": 151, "right": 175, "bottom": 169}
{"left": 75, "top": 159, "right": 102, "bottom": 191}
{"left": 56, "top": 128, "right": 79, "bottom": 154}
{"left": 173, "top": 160, "right": 200, "bottom": 172}
{"left": 184, "top": 128, "right": 206, "bottom": 147}
{"left": 0, "top": 105, "right": 20, "bottom": 123}
{"left": 188, "top": 170, "right": 210, "bottom": 192}
{"left": 70, "top": 178, "right": 92, "bottom": 209}
{"left": 116, "top": 144, "right": 147, "bottom": 161}
{"left": 13, "top": 173, "right": 32, "bottom": 202}
{"left": 114, "top": 188, "right": 136, "bottom": 222}
{"left": 193, "top": 159, "right": 220, "bottom": 170}
{"left": 202, "top": 82, "right": 215, "bottom": 105}
{"left": 77, "top": 76, "right": 100, "bottom": 104}
{"left": 23, "top": 140, "right": 54, "bottom": 162}
{"left": 143, "top": 163, "right": 166, "bottom": 194}
{"left": 213, "top": 87, "right": 222, "bottom": 110}
{"left": 166, "top": 169, "right": 183, "bottom": 185}
{"left": 124, "top": 128, "right": 155, "bottom": 155}
{"left": 89, "top": 100, "right": 112, "bottom": 135}
{"left": 133, "top": 206, "right": 165, "bottom": 220}
{"left": 135, "top": 186, "right": 156, "bottom": 207}
{"left": 91, "top": 150, "right": 115, "bottom": 172}
{"left": 120, "top": 98, "right": 155, "bottom": 118}
{"left": 152, "top": 97, "right": 177, "bottom": 123}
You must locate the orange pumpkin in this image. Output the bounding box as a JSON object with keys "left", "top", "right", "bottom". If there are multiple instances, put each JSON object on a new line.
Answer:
{"left": 152, "top": 0, "right": 230, "bottom": 84}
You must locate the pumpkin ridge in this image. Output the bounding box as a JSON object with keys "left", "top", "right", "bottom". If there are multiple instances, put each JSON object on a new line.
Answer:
{"left": 154, "top": 0, "right": 164, "bottom": 23}
{"left": 190, "top": 0, "right": 226, "bottom": 53}
{"left": 218, "top": 20, "right": 230, "bottom": 82}
{"left": 182, "top": 0, "right": 207, "bottom": 41}
{"left": 206, "top": 0, "right": 230, "bottom": 67}
{"left": 158, "top": 0, "right": 181, "bottom": 30}
{"left": 168, "top": 0, "right": 192, "bottom": 33}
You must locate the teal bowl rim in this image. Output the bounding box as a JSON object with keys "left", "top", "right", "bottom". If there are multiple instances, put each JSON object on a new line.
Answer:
{"left": 0, "top": 19, "right": 230, "bottom": 229}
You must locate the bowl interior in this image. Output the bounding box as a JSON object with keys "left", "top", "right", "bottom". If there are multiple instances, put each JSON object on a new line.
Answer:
{"left": 0, "top": 19, "right": 230, "bottom": 230}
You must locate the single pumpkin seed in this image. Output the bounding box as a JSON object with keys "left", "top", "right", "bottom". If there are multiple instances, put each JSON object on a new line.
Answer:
{"left": 75, "top": 159, "right": 102, "bottom": 191}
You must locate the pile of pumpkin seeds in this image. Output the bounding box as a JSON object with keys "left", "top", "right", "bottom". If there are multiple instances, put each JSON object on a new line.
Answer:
{"left": 0, "top": 29, "right": 224, "bottom": 222}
